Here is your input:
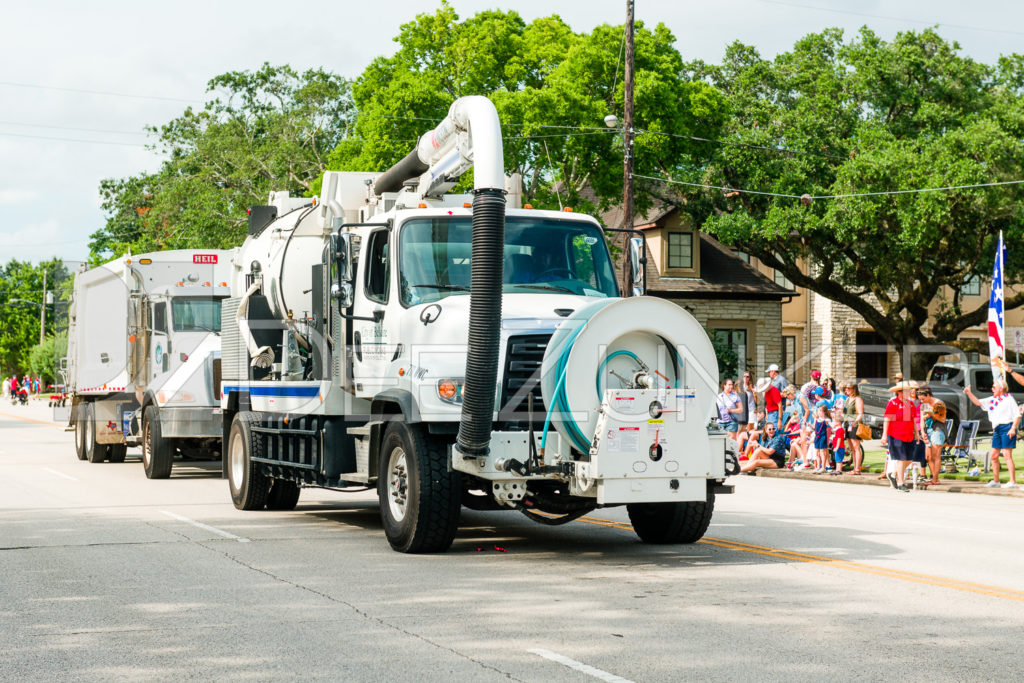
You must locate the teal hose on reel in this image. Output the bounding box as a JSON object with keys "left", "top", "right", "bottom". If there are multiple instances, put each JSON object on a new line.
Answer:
{"left": 540, "top": 336, "right": 644, "bottom": 454}
{"left": 540, "top": 331, "right": 684, "bottom": 455}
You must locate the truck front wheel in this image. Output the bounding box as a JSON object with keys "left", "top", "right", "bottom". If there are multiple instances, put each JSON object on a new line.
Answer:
{"left": 227, "top": 413, "right": 270, "bottom": 510}
{"left": 142, "top": 406, "right": 173, "bottom": 479}
{"left": 627, "top": 483, "right": 716, "bottom": 544}
{"left": 378, "top": 423, "right": 460, "bottom": 553}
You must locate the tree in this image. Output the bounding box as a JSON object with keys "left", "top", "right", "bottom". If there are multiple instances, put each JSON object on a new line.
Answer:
{"left": 0, "top": 259, "right": 70, "bottom": 375}
{"left": 91, "top": 64, "right": 353, "bottom": 260}
{"left": 325, "top": 2, "right": 728, "bottom": 215}
{"left": 27, "top": 332, "right": 67, "bottom": 385}
{"left": 668, "top": 28, "right": 1024, "bottom": 376}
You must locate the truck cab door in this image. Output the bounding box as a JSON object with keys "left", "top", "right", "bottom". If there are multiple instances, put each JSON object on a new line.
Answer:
{"left": 351, "top": 228, "right": 394, "bottom": 395}
{"left": 149, "top": 301, "right": 171, "bottom": 395}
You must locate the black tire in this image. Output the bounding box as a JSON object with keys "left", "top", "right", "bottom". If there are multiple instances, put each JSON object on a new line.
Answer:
{"left": 266, "top": 479, "right": 301, "bottom": 511}
{"left": 74, "top": 403, "right": 87, "bottom": 461}
{"left": 107, "top": 444, "right": 127, "bottom": 463}
{"left": 84, "top": 403, "right": 107, "bottom": 463}
{"left": 378, "top": 422, "right": 460, "bottom": 553}
{"left": 142, "top": 406, "right": 173, "bottom": 479}
{"left": 227, "top": 412, "right": 270, "bottom": 510}
{"left": 627, "top": 483, "right": 716, "bottom": 544}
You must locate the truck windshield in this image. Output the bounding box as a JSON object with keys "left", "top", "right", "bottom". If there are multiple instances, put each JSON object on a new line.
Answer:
{"left": 171, "top": 297, "right": 222, "bottom": 332}
{"left": 399, "top": 216, "right": 619, "bottom": 306}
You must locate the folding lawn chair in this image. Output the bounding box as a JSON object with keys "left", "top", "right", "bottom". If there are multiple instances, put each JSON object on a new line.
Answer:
{"left": 940, "top": 420, "right": 979, "bottom": 473}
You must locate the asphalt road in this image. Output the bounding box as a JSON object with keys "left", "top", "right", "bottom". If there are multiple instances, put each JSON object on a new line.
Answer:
{"left": 1, "top": 402, "right": 1022, "bottom": 682}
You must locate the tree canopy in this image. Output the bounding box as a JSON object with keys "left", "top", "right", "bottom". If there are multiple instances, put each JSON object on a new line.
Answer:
{"left": 0, "top": 259, "right": 71, "bottom": 377}
{"left": 90, "top": 64, "right": 353, "bottom": 260}
{"left": 669, "top": 27, "right": 1024, "bottom": 371}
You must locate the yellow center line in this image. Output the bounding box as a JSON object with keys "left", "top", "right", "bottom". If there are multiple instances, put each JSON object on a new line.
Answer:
{"left": 552, "top": 512, "right": 1024, "bottom": 604}
{"left": 0, "top": 410, "right": 64, "bottom": 428}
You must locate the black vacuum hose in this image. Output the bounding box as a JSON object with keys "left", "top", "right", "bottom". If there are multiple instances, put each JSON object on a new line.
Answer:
{"left": 456, "top": 187, "right": 506, "bottom": 456}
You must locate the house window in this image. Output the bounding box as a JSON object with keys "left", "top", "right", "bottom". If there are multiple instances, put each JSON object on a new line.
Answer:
{"left": 712, "top": 328, "right": 747, "bottom": 377}
{"left": 773, "top": 267, "right": 793, "bottom": 289}
{"left": 667, "top": 232, "right": 693, "bottom": 269}
{"left": 734, "top": 250, "right": 750, "bottom": 263}
{"left": 961, "top": 275, "right": 981, "bottom": 296}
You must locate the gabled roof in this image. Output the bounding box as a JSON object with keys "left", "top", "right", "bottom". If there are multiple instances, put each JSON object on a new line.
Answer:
{"left": 598, "top": 201, "right": 795, "bottom": 300}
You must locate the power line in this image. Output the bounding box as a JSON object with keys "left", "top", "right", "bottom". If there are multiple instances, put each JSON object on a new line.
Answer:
{"left": 0, "top": 120, "right": 148, "bottom": 136}
{"left": 752, "top": 0, "right": 1024, "bottom": 37}
{"left": 0, "top": 131, "right": 148, "bottom": 147}
{"left": 0, "top": 80, "right": 200, "bottom": 103}
{"left": 633, "top": 173, "right": 1024, "bottom": 200}
{"left": 635, "top": 127, "right": 847, "bottom": 160}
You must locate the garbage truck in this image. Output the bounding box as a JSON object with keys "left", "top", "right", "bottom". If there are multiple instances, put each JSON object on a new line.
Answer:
{"left": 220, "top": 96, "right": 735, "bottom": 553}
{"left": 65, "top": 250, "right": 234, "bottom": 477}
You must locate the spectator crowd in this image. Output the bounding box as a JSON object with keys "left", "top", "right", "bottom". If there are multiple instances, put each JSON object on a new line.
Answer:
{"left": 718, "top": 363, "right": 1022, "bottom": 492}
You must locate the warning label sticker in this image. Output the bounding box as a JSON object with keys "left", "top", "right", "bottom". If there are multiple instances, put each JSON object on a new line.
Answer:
{"left": 609, "top": 426, "right": 640, "bottom": 452}
{"left": 612, "top": 396, "right": 640, "bottom": 414}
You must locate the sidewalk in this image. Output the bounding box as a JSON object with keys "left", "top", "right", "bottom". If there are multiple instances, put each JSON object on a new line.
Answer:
{"left": 753, "top": 468, "right": 1024, "bottom": 498}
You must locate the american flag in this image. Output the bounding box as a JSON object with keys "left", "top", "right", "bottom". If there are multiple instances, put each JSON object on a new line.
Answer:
{"left": 988, "top": 231, "right": 1006, "bottom": 363}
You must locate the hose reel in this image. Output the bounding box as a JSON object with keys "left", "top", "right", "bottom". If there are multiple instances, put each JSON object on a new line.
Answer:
{"left": 539, "top": 297, "right": 720, "bottom": 454}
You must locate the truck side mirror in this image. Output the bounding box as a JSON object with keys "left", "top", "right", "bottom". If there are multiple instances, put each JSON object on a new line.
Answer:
{"left": 628, "top": 237, "right": 646, "bottom": 297}
{"left": 336, "top": 232, "right": 355, "bottom": 282}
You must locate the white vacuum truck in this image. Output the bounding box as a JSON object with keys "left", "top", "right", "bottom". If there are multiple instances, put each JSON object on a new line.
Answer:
{"left": 66, "top": 250, "right": 234, "bottom": 477}
{"left": 221, "top": 96, "right": 734, "bottom": 552}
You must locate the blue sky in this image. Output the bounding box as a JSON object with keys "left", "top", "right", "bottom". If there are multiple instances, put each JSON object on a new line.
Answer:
{"left": 2, "top": 0, "right": 1022, "bottom": 264}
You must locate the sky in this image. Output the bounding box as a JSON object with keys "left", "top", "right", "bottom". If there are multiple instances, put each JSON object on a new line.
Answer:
{"left": 2, "top": 0, "right": 1023, "bottom": 265}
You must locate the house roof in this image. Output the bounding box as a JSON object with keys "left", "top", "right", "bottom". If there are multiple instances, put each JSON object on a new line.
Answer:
{"left": 598, "top": 201, "right": 795, "bottom": 300}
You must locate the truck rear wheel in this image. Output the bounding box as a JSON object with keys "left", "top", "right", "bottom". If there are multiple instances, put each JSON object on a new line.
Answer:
{"left": 228, "top": 412, "right": 270, "bottom": 510}
{"left": 378, "top": 423, "right": 460, "bottom": 553}
{"left": 142, "top": 406, "right": 173, "bottom": 479}
{"left": 107, "top": 444, "right": 127, "bottom": 463}
{"left": 627, "top": 483, "right": 716, "bottom": 544}
{"left": 74, "top": 403, "right": 87, "bottom": 461}
{"left": 267, "top": 479, "right": 301, "bottom": 511}
{"left": 84, "top": 403, "right": 107, "bottom": 464}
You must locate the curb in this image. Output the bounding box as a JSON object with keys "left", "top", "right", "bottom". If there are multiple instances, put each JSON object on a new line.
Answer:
{"left": 753, "top": 469, "right": 1024, "bottom": 497}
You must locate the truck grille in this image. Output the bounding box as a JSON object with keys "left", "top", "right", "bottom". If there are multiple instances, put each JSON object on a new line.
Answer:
{"left": 498, "top": 333, "right": 550, "bottom": 427}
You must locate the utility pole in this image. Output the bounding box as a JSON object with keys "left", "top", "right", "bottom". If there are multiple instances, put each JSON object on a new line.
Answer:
{"left": 40, "top": 267, "right": 47, "bottom": 344}
{"left": 621, "top": 0, "right": 636, "bottom": 292}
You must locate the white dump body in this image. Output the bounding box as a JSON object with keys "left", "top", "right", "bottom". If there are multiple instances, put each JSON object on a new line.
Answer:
{"left": 67, "top": 250, "right": 234, "bottom": 400}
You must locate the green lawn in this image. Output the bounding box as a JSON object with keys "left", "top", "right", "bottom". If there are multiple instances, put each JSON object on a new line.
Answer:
{"left": 857, "top": 445, "right": 1024, "bottom": 483}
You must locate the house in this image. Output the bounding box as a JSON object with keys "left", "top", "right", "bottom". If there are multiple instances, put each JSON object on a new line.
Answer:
{"left": 600, "top": 203, "right": 794, "bottom": 381}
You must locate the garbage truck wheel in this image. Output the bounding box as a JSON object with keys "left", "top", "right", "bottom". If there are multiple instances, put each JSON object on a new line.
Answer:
{"left": 107, "top": 444, "right": 127, "bottom": 463}
{"left": 627, "top": 484, "right": 715, "bottom": 544}
{"left": 142, "top": 406, "right": 173, "bottom": 479}
{"left": 228, "top": 412, "right": 270, "bottom": 510}
{"left": 84, "top": 403, "right": 107, "bottom": 464}
{"left": 74, "top": 403, "right": 87, "bottom": 460}
{"left": 378, "top": 423, "right": 460, "bottom": 553}
{"left": 266, "top": 479, "right": 300, "bottom": 511}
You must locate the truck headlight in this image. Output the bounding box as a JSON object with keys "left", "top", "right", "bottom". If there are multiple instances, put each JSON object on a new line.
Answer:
{"left": 436, "top": 379, "right": 463, "bottom": 404}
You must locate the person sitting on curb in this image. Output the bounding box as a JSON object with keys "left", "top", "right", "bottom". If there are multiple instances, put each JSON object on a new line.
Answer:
{"left": 740, "top": 422, "right": 788, "bottom": 473}
{"left": 964, "top": 380, "right": 1020, "bottom": 489}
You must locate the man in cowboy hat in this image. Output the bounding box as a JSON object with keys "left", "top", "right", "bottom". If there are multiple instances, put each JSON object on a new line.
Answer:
{"left": 881, "top": 380, "right": 925, "bottom": 491}
{"left": 965, "top": 380, "right": 1020, "bottom": 488}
